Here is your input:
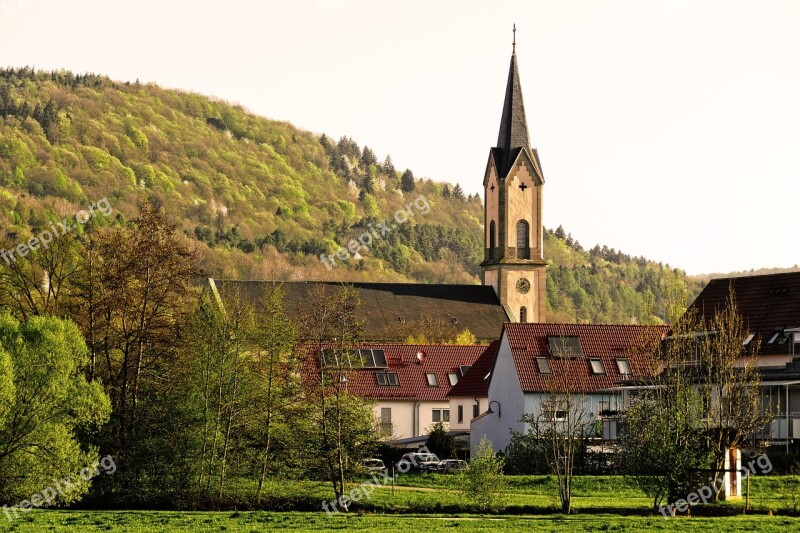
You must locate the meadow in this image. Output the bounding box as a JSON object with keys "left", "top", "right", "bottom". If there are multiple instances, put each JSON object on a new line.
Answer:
{"left": 4, "top": 475, "right": 800, "bottom": 531}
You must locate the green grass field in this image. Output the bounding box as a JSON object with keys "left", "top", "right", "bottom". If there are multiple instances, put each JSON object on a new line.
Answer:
{"left": 4, "top": 475, "right": 800, "bottom": 531}
{"left": 5, "top": 511, "right": 800, "bottom": 532}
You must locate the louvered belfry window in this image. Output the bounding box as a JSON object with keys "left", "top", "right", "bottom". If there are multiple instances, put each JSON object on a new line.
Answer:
{"left": 516, "top": 220, "right": 529, "bottom": 259}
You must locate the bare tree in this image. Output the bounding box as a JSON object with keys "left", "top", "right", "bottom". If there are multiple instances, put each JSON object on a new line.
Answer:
{"left": 525, "top": 343, "right": 593, "bottom": 514}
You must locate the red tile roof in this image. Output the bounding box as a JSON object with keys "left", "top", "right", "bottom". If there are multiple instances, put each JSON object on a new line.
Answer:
{"left": 299, "top": 343, "right": 489, "bottom": 402}
{"left": 447, "top": 341, "right": 500, "bottom": 397}
{"left": 687, "top": 272, "right": 800, "bottom": 356}
{"left": 502, "top": 323, "right": 670, "bottom": 393}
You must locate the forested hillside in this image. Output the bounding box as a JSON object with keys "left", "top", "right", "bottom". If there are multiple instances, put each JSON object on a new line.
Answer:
{"left": 0, "top": 68, "right": 703, "bottom": 323}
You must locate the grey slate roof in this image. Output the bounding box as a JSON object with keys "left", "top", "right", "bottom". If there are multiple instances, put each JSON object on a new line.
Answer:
{"left": 209, "top": 279, "right": 510, "bottom": 342}
{"left": 494, "top": 52, "right": 533, "bottom": 179}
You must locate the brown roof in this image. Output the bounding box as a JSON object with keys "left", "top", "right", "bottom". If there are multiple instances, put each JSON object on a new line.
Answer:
{"left": 447, "top": 340, "right": 500, "bottom": 397}
{"left": 209, "top": 279, "right": 509, "bottom": 342}
{"left": 502, "top": 323, "right": 670, "bottom": 393}
{"left": 688, "top": 272, "right": 800, "bottom": 356}
{"left": 299, "top": 343, "right": 488, "bottom": 402}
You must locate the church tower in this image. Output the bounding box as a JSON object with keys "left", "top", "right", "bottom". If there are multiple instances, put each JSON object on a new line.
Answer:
{"left": 481, "top": 33, "right": 547, "bottom": 323}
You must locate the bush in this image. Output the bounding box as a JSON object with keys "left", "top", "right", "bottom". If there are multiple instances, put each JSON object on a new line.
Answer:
{"left": 460, "top": 436, "right": 506, "bottom": 512}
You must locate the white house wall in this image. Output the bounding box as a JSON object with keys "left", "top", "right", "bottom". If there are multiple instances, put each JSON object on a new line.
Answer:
{"left": 449, "top": 397, "right": 488, "bottom": 431}
{"left": 373, "top": 400, "right": 452, "bottom": 440}
{"left": 470, "top": 333, "right": 524, "bottom": 454}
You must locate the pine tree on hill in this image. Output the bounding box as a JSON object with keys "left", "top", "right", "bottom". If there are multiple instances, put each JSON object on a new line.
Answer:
{"left": 401, "top": 169, "right": 415, "bottom": 192}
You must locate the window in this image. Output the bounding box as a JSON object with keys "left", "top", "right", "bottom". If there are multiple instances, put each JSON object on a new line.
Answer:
{"left": 458, "top": 405, "right": 464, "bottom": 423}
{"left": 460, "top": 365, "right": 471, "bottom": 376}
{"left": 520, "top": 306, "right": 527, "bottom": 323}
{"left": 322, "top": 348, "right": 356, "bottom": 367}
{"left": 432, "top": 409, "right": 450, "bottom": 423}
{"left": 743, "top": 333, "right": 755, "bottom": 346}
{"left": 768, "top": 331, "right": 781, "bottom": 345}
{"left": 361, "top": 349, "right": 387, "bottom": 368}
{"left": 516, "top": 220, "right": 530, "bottom": 259}
{"left": 473, "top": 403, "right": 479, "bottom": 419}
{"left": 489, "top": 220, "right": 496, "bottom": 259}
{"left": 376, "top": 372, "right": 399, "bottom": 387}
{"left": 616, "top": 358, "right": 631, "bottom": 375}
{"left": 380, "top": 407, "right": 392, "bottom": 435}
{"left": 547, "top": 336, "right": 584, "bottom": 357}
{"left": 544, "top": 409, "right": 567, "bottom": 421}
{"left": 598, "top": 400, "right": 611, "bottom": 417}
{"left": 448, "top": 372, "right": 459, "bottom": 386}
{"left": 536, "top": 357, "right": 551, "bottom": 374}
{"left": 426, "top": 373, "right": 438, "bottom": 387}
{"left": 590, "top": 358, "right": 606, "bottom": 375}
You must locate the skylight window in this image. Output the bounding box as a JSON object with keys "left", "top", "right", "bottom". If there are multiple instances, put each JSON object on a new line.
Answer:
{"left": 426, "top": 373, "right": 438, "bottom": 387}
{"left": 768, "top": 332, "right": 781, "bottom": 345}
{"left": 448, "top": 372, "right": 459, "bottom": 386}
{"left": 548, "top": 336, "right": 584, "bottom": 358}
{"left": 460, "top": 365, "right": 471, "bottom": 376}
{"left": 376, "top": 372, "right": 399, "bottom": 387}
{"left": 743, "top": 333, "right": 755, "bottom": 347}
{"left": 361, "top": 349, "right": 387, "bottom": 368}
{"left": 616, "top": 358, "right": 632, "bottom": 375}
{"left": 589, "top": 358, "right": 606, "bottom": 375}
{"left": 536, "top": 357, "right": 551, "bottom": 374}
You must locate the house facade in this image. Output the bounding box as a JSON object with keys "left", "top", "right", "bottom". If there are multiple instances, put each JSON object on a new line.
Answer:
{"left": 322, "top": 344, "right": 494, "bottom": 442}
{"left": 676, "top": 272, "right": 800, "bottom": 448}
{"left": 470, "top": 323, "right": 668, "bottom": 454}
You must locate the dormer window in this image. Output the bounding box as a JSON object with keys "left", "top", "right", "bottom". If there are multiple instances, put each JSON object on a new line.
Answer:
{"left": 426, "top": 373, "right": 438, "bottom": 387}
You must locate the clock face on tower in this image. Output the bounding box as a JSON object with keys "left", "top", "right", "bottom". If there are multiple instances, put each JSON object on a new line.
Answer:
{"left": 516, "top": 278, "right": 531, "bottom": 294}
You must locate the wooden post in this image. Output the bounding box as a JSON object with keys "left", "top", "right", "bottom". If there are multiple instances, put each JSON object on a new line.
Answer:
{"left": 745, "top": 470, "right": 750, "bottom": 513}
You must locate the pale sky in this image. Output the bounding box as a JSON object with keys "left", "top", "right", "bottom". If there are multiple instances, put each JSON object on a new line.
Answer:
{"left": 2, "top": 0, "right": 798, "bottom": 275}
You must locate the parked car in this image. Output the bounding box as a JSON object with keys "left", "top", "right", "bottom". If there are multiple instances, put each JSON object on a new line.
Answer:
{"left": 437, "top": 459, "right": 468, "bottom": 474}
{"left": 361, "top": 458, "right": 387, "bottom": 473}
{"left": 396, "top": 452, "right": 440, "bottom": 472}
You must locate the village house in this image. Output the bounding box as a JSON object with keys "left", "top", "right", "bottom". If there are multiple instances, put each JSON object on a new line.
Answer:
{"left": 470, "top": 323, "right": 669, "bottom": 454}
{"left": 676, "top": 272, "right": 800, "bottom": 448}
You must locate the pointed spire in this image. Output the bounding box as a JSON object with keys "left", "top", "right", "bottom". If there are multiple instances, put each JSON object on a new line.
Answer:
{"left": 497, "top": 32, "right": 530, "bottom": 154}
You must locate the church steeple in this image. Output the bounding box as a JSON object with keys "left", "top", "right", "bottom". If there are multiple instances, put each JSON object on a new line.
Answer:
{"left": 496, "top": 48, "right": 530, "bottom": 155}
{"left": 481, "top": 29, "right": 547, "bottom": 324}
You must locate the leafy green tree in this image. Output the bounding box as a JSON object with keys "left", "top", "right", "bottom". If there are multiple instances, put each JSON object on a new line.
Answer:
{"left": 425, "top": 421, "right": 456, "bottom": 459}
{"left": 299, "top": 284, "right": 375, "bottom": 512}
{"left": 253, "top": 284, "right": 299, "bottom": 499}
{"left": 0, "top": 312, "right": 111, "bottom": 504}
{"left": 461, "top": 436, "right": 506, "bottom": 512}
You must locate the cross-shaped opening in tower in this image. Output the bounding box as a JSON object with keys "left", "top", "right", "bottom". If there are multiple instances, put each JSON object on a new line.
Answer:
{"left": 519, "top": 182, "right": 528, "bottom": 191}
